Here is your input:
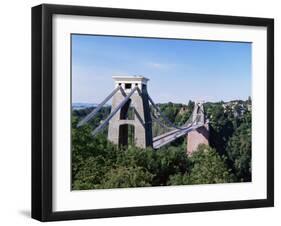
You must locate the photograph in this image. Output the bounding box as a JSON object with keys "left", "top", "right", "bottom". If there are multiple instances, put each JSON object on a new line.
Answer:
{"left": 71, "top": 34, "right": 252, "bottom": 190}
{"left": 30, "top": 3, "right": 274, "bottom": 221}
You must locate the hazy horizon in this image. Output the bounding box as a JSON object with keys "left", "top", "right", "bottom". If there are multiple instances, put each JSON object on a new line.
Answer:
{"left": 72, "top": 97, "right": 251, "bottom": 106}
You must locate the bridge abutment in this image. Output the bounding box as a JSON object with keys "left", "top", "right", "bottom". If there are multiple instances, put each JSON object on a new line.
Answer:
{"left": 187, "top": 123, "right": 209, "bottom": 155}
{"left": 186, "top": 101, "right": 209, "bottom": 155}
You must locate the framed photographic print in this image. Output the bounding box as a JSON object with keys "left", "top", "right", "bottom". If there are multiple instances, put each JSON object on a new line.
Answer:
{"left": 32, "top": 4, "right": 274, "bottom": 221}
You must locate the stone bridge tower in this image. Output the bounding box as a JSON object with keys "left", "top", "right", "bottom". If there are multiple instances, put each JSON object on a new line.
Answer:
{"left": 108, "top": 76, "right": 153, "bottom": 148}
{"left": 187, "top": 102, "right": 209, "bottom": 155}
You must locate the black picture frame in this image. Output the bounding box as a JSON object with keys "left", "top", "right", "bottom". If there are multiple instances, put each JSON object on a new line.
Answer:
{"left": 32, "top": 3, "right": 274, "bottom": 222}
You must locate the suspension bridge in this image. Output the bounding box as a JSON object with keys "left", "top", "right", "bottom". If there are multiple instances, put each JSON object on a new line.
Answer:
{"left": 77, "top": 76, "right": 209, "bottom": 154}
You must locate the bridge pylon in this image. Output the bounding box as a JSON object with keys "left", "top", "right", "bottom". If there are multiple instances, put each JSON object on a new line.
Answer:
{"left": 108, "top": 76, "right": 153, "bottom": 148}
{"left": 187, "top": 101, "right": 209, "bottom": 155}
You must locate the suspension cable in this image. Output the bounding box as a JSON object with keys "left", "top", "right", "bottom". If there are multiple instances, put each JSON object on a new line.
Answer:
{"left": 77, "top": 86, "right": 121, "bottom": 127}
{"left": 91, "top": 86, "right": 139, "bottom": 136}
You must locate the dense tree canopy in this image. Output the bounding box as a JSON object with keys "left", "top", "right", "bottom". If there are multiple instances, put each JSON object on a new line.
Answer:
{"left": 226, "top": 113, "right": 251, "bottom": 182}
{"left": 72, "top": 100, "right": 251, "bottom": 190}
{"left": 168, "top": 145, "right": 234, "bottom": 185}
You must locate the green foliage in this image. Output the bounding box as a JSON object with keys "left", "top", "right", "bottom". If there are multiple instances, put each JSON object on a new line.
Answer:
{"left": 167, "top": 145, "right": 234, "bottom": 185}
{"left": 204, "top": 102, "right": 252, "bottom": 181}
{"left": 152, "top": 147, "right": 190, "bottom": 185}
{"left": 72, "top": 156, "right": 109, "bottom": 190}
{"left": 157, "top": 101, "right": 193, "bottom": 126}
{"left": 71, "top": 116, "right": 118, "bottom": 184}
{"left": 226, "top": 112, "right": 251, "bottom": 181}
{"left": 188, "top": 145, "right": 234, "bottom": 184}
{"left": 72, "top": 125, "right": 235, "bottom": 189}
{"left": 72, "top": 120, "right": 193, "bottom": 189}
{"left": 205, "top": 103, "right": 236, "bottom": 156}
{"left": 73, "top": 106, "right": 111, "bottom": 136}
{"left": 167, "top": 173, "right": 190, "bottom": 185}
{"left": 98, "top": 166, "right": 153, "bottom": 189}
{"left": 72, "top": 99, "right": 252, "bottom": 190}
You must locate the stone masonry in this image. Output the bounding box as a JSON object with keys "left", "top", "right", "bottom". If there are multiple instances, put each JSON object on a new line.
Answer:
{"left": 108, "top": 76, "right": 153, "bottom": 148}
{"left": 187, "top": 124, "right": 209, "bottom": 155}
{"left": 187, "top": 102, "right": 209, "bottom": 155}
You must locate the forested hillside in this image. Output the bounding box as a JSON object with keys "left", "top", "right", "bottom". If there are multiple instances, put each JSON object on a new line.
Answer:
{"left": 72, "top": 99, "right": 251, "bottom": 190}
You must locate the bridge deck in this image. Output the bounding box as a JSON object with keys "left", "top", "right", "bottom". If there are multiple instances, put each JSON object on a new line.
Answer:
{"left": 153, "top": 124, "right": 202, "bottom": 149}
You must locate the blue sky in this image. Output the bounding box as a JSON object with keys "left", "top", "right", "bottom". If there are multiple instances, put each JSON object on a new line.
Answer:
{"left": 72, "top": 34, "right": 251, "bottom": 104}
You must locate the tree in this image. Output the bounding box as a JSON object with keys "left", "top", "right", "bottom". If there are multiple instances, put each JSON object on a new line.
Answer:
{"left": 115, "top": 145, "right": 190, "bottom": 186}
{"left": 73, "top": 106, "right": 111, "bottom": 130}
{"left": 167, "top": 173, "right": 190, "bottom": 185}
{"left": 226, "top": 115, "right": 251, "bottom": 182}
{"left": 187, "top": 145, "right": 234, "bottom": 184}
{"left": 206, "top": 104, "right": 235, "bottom": 156}
{"left": 152, "top": 146, "right": 190, "bottom": 185}
{"left": 98, "top": 166, "right": 153, "bottom": 189}
{"left": 71, "top": 116, "right": 117, "bottom": 183}
{"left": 167, "top": 145, "right": 234, "bottom": 185}
{"left": 71, "top": 100, "right": 251, "bottom": 189}
{"left": 72, "top": 156, "right": 109, "bottom": 190}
